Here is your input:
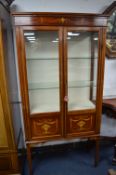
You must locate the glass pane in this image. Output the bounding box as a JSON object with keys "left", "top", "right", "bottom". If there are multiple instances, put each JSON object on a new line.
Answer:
{"left": 24, "top": 31, "right": 60, "bottom": 114}
{"left": 67, "top": 31, "right": 98, "bottom": 111}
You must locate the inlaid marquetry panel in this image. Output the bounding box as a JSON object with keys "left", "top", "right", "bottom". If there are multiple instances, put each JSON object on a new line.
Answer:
{"left": 31, "top": 117, "right": 61, "bottom": 138}
{"left": 68, "top": 115, "right": 95, "bottom": 134}
{"left": 0, "top": 93, "right": 8, "bottom": 147}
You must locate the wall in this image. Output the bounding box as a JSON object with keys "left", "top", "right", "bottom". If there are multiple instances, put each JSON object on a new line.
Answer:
{"left": 10, "top": 0, "right": 116, "bottom": 147}
{"left": 11, "top": 0, "right": 114, "bottom": 13}
{"left": 104, "top": 59, "right": 116, "bottom": 98}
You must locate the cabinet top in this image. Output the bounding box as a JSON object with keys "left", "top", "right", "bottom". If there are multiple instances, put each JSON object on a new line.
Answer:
{"left": 12, "top": 12, "right": 108, "bottom": 27}
{"left": 12, "top": 12, "right": 108, "bottom": 17}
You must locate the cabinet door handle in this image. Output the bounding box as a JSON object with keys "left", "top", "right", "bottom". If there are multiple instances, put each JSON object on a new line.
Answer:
{"left": 64, "top": 96, "right": 69, "bottom": 102}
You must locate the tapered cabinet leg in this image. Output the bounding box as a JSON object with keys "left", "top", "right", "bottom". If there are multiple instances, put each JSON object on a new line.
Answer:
{"left": 112, "top": 143, "right": 116, "bottom": 165}
{"left": 27, "top": 144, "right": 33, "bottom": 175}
{"left": 95, "top": 138, "right": 100, "bottom": 166}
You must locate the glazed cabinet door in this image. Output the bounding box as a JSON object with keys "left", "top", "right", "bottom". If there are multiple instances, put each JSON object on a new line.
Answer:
{"left": 19, "top": 27, "right": 64, "bottom": 140}
{"left": 64, "top": 27, "right": 100, "bottom": 137}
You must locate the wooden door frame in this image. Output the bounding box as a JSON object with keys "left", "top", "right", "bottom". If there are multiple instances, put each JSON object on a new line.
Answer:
{"left": 63, "top": 27, "right": 106, "bottom": 134}
{"left": 15, "top": 26, "right": 65, "bottom": 140}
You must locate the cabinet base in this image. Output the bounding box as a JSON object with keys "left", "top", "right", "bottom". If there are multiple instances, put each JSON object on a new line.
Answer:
{"left": 25, "top": 136, "right": 100, "bottom": 175}
{"left": 0, "top": 151, "right": 19, "bottom": 175}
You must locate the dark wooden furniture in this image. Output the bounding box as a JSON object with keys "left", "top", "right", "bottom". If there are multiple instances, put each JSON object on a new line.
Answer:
{"left": 103, "top": 1, "right": 116, "bottom": 58}
{"left": 0, "top": 21, "right": 19, "bottom": 174}
{"left": 12, "top": 12, "right": 108, "bottom": 175}
{"left": 102, "top": 99, "right": 116, "bottom": 118}
{"left": 0, "top": 0, "right": 20, "bottom": 174}
{"left": 102, "top": 98, "right": 116, "bottom": 165}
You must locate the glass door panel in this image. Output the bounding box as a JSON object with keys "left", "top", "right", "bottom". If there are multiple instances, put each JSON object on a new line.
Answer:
{"left": 24, "top": 30, "right": 60, "bottom": 114}
{"left": 67, "top": 31, "right": 98, "bottom": 111}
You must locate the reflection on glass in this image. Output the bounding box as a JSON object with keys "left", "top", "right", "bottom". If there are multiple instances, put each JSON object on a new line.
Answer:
{"left": 24, "top": 31, "right": 60, "bottom": 114}
{"left": 107, "top": 10, "right": 116, "bottom": 51}
{"left": 67, "top": 31, "right": 98, "bottom": 111}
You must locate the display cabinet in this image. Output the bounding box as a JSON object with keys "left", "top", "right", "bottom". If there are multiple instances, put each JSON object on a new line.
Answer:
{"left": 13, "top": 12, "right": 107, "bottom": 175}
{"left": 103, "top": 1, "right": 116, "bottom": 58}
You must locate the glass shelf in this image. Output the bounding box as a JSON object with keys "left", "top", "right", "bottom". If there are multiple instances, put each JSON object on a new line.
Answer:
{"left": 68, "top": 57, "right": 97, "bottom": 60}
{"left": 28, "top": 82, "right": 59, "bottom": 90}
{"left": 27, "top": 58, "right": 58, "bottom": 60}
{"left": 26, "top": 57, "right": 98, "bottom": 61}
{"left": 28, "top": 81, "right": 96, "bottom": 90}
{"left": 69, "top": 81, "right": 96, "bottom": 87}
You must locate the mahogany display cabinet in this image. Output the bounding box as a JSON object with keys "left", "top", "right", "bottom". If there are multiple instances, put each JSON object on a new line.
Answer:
{"left": 12, "top": 12, "right": 108, "bottom": 175}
